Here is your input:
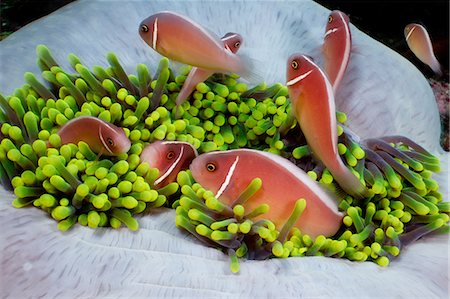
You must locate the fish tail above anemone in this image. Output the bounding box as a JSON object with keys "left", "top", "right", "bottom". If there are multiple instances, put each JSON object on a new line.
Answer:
{"left": 175, "top": 67, "right": 211, "bottom": 109}
{"left": 322, "top": 10, "right": 352, "bottom": 92}
{"left": 404, "top": 23, "right": 443, "bottom": 76}
{"left": 175, "top": 32, "right": 244, "bottom": 109}
{"left": 189, "top": 149, "right": 344, "bottom": 238}
{"left": 286, "top": 53, "right": 369, "bottom": 199}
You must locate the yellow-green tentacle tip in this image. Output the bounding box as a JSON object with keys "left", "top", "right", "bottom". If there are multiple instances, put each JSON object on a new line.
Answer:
{"left": 232, "top": 177, "right": 262, "bottom": 206}
{"left": 278, "top": 199, "right": 307, "bottom": 242}
{"left": 228, "top": 249, "right": 240, "bottom": 273}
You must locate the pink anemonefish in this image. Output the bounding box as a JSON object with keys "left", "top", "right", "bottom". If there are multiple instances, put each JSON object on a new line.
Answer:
{"left": 322, "top": 10, "right": 352, "bottom": 92}
{"left": 140, "top": 141, "right": 198, "bottom": 188}
{"left": 56, "top": 116, "right": 131, "bottom": 156}
{"left": 190, "top": 149, "right": 343, "bottom": 238}
{"left": 286, "top": 53, "right": 369, "bottom": 199}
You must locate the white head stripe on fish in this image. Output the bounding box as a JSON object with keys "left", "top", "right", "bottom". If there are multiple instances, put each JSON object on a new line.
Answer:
{"left": 154, "top": 146, "right": 184, "bottom": 185}
{"left": 98, "top": 125, "right": 114, "bottom": 154}
{"left": 221, "top": 33, "right": 238, "bottom": 41}
{"left": 324, "top": 28, "right": 338, "bottom": 38}
{"left": 152, "top": 17, "right": 158, "bottom": 50}
{"left": 224, "top": 44, "right": 232, "bottom": 53}
{"left": 286, "top": 69, "right": 313, "bottom": 86}
{"left": 405, "top": 25, "right": 417, "bottom": 41}
{"left": 215, "top": 155, "right": 240, "bottom": 199}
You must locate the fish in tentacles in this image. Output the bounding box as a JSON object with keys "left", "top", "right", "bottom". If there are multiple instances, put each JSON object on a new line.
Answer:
{"left": 139, "top": 11, "right": 257, "bottom": 80}
{"left": 404, "top": 23, "right": 442, "bottom": 76}
{"left": 175, "top": 32, "right": 243, "bottom": 109}
{"left": 140, "top": 141, "right": 198, "bottom": 188}
{"left": 190, "top": 149, "right": 343, "bottom": 238}
{"left": 286, "top": 54, "right": 369, "bottom": 199}
{"left": 56, "top": 116, "right": 131, "bottom": 156}
{"left": 322, "top": 10, "right": 352, "bottom": 92}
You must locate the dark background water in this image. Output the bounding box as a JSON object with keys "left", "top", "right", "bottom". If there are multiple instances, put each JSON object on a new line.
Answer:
{"left": 1, "top": 0, "right": 448, "bottom": 74}
{"left": 317, "top": 0, "right": 449, "bottom": 74}
{"left": 1, "top": 0, "right": 448, "bottom": 70}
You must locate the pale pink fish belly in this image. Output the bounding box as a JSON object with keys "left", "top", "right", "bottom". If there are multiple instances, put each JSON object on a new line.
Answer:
{"left": 190, "top": 149, "right": 343, "bottom": 238}
{"left": 405, "top": 24, "right": 442, "bottom": 75}
{"left": 322, "top": 11, "right": 351, "bottom": 92}
{"left": 140, "top": 12, "right": 241, "bottom": 73}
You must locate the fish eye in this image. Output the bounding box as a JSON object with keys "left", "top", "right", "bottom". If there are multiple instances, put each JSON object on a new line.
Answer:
{"left": 206, "top": 163, "right": 216, "bottom": 172}
{"left": 166, "top": 151, "right": 175, "bottom": 160}
{"left": 234, "top": 41, "right": 241, "bottom": 48}
{"left": 141, "top": 24, "right": 149, "bottom": 33}
{"left": 328, "top": 15, "right": 333, "bottom": 23}
{"left": 107, "top": 138, "right": 114, "bottom": 146}
{"left": 291, "top": 60, "right": 299, "bottom": 70}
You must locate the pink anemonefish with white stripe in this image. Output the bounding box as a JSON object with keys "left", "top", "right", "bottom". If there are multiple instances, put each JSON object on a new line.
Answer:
{"left": 286, "top": 54, "right": 369, "bottom": 199}
{"left": 404, "top": 23, "right": 442, "bottom": 76}
{"left": 139, "top": 11, "right": 258, "bottom": 80}
{"left": 322, "top": 10, "right": 352, "bottom": 92}
{"left": 190, "top": 149, "right": 343, "bottom": 238}
{"left": 56, "top": 116, "right": 131, "bottom": 156}
{"left": 140, "top": 141, "right": 198, "bottom": 188}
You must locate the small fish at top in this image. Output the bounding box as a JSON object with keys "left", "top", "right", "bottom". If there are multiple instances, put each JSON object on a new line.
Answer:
{"left": 140, "top": 141, "right": 198, "bottom": 188}
{"left": 404, "top": 23, "right": 442, "bottom": 76}
{"left": 286, "top": 54, "right": 369, "bottom": 199}
{"left": 190, "top": 149, "right": 344, "bottom": 238}
{"left": 322, "top": 10, "right": 352, "bottom": 92}
{"left": 139, "top": 11, "right": 258, "bottom": 80}
{"left": 57, "top": 116, "right": 131, "bottom": 156}
{"left": 175, "top": 32, "right": 243, "bottom": 110}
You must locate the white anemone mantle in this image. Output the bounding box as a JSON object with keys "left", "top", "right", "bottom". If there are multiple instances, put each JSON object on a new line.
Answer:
{"left": 0, "top": 0, "right": 448, "bottom": 298}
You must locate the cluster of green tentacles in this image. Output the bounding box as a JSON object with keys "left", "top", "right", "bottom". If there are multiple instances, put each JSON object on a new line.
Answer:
{"left": 0, "top": 45, "right": 448, "bottom": 273}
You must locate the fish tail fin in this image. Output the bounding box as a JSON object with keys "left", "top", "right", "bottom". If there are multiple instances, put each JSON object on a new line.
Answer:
{"left": 176, "top": 67, "right": 212, "bottom": 108}
{"left": 175, "top": 88, "right": 190, "bottom": 110}
{"left": 234, "top": 54, "right": 264, "bottom": 83}
{"left": 429, "top": 59, "right": 442, "bottom": 76}
{"left": 330, "top": 159, "right": 369, "bottom": 200}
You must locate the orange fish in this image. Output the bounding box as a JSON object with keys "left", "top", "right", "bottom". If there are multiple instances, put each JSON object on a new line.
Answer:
{"left": 322, "top": 10, "right": 352, "bottom": 92}
{"left": 175, "top": 32, "right": 243, "bottom": 109}
{"left": 404, "top": 23, "right": 442, "bottom": 75}
{"left": 190, "top": 149, "right": 343, "bottom": 238}
{"left": 57, "top": 116, "right": 131, "bottom": 156}
{"left": 139, "top": 11, "right": 256, "bottom": 79}
{"left": 140, "top": 141, "right": 198, "bottom": 188}
{"left": 286, "top": 54, "right": 368, "bottom": 199}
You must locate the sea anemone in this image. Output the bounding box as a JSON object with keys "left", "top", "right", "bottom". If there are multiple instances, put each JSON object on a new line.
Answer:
{"left": 0, "top": 0, "right": 448, "bottom": 298}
